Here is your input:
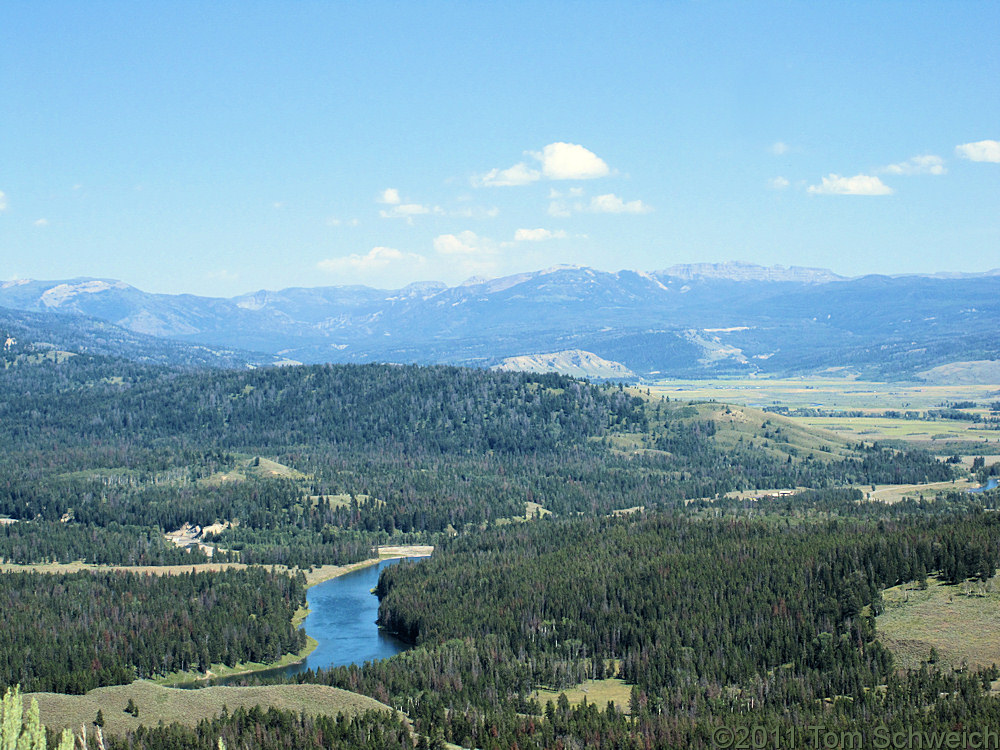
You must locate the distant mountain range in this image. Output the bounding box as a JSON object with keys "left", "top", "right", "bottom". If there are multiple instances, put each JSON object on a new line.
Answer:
{"left": 2, "top": 263, "right": 998, "bottom": 380}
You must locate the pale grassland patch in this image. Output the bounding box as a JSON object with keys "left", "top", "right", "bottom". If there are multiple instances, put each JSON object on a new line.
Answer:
{"left": 877, "top": 574, "right": 1000, "bottom": 672}
{"left": 0, "top": 561, "right": 248, "bottom": 576}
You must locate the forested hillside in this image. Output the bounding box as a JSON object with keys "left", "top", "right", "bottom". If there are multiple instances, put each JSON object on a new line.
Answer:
{"left": 2, "top": 341, "right": 989, "bottom": 749}
{"left": 0, "top": 567, "right": 304, "bottom": 693}
{"left": 0, "top": 347, "right": 948, "bottom": 566}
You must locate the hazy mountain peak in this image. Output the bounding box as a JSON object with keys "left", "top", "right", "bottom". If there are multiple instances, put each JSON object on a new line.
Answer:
{"left": 39, "top": 279, "right": 132, "bottom": 307}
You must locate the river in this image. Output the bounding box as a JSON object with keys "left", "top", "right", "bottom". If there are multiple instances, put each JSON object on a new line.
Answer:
{"left": 968, "top": 477, "right": 999, "bottom": 494}
{"left": 177, "top": 556, "right": 422, "bottom": 687}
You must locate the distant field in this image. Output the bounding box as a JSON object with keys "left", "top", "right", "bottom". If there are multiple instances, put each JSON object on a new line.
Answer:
{"left": 25, "top": 681, "right": 393, "bottom": 738}
{"left": 649, "top": 378, "right": 1000, "bottom": 412}
{"left": 877, "top": 575, "right": 1000, "bottom": 671}
{"left": 647, "top": 378, "right": 1000, "bottom": 453}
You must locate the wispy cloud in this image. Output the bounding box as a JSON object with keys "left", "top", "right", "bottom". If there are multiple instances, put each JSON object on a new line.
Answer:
{"left": 33, "top": 218, "right": 48, "bottom": 227}
{"left": 318, "top": 246, "right": 425, "bottom": 273}
{"left": 548, "top": 190, "right": 652, "bottom": 216}
{"left": 807, "top": 174, "right": 894, "bottom": 196}
{"left": 375, "top": 188, "right": 444, "bottom": 223}
{"left": 474, "top": 142, "right": 611, "bottom": 187}
{"left": 768, "top": 176, "right": 790, "bottom": 190}
{"left": 431, "top": 231, "right": 504, "bottom": 279}
{"left": 589, "top": 193, "right": 652, "bottom": 214}
{"left": 326, "top": 217, "right": 360, "bottom": 227}
{"left": 955, "top": 140, "right": 1000, "bottom": 163}
{"left": 770, "top": 142, "right": 790, "bottom": 156}
{"left": 514, "top": 228, "right": 567, "bottom": 242}
{"left": 475, "top": 163, "right": 541, "bottom": 187}
{"left": 449, "top": 205, "right": 500, "bottom": 219}
{"left": 882, "top": 154, "right": 946, "bottom": 175}
{"left": 0, "top": 191, "right": 7, "bottom": 212}
{"left": 379, "top": 203, "right": 442, "bottom": 221}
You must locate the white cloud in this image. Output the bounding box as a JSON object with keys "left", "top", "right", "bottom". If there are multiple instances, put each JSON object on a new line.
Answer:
{"left": 317, "top": 246, "right": 425, "bottom": 273}
{"left": 433, "top": 231, "right": 492, "bottom": 255}
{"left": 768, "top": 176, "right": 790, "bottom": 190}
{"left": 33, "top": 218, "right": 48, "bottom": 227}
{"left": 588, "top": 193, "right": 653, "bottom": 214}
{"left": 534, "top": 142, "right": 610, "bottom": 180}
{"left": 514, "top": 228, "right": 567, "bottom": 242}
{"left": 475, "top": 163, "right": 541, "bottom": 187}
{"left": 770, "top": 142, "right": 790, "bottom": 155}
{"left": 883, "top": 154, "right": 946, "bottom": 175}
{"left": 955, "top": 140, "right": 1000, "bottom": 163}
{"left": 377, "top": 188, "right": 401, "bottom": 204}
{"left": 475, "top": 142, "right": 610, "bottom": 187}
{"left": 806, "top": 174, "right": 894, "bottom": 196}
{"left": 0, "top": 191, "right": 7, "bottom": 212}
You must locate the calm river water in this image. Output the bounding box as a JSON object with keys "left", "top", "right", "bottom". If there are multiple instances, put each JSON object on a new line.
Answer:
{"left": 179, "top": 556, "right": 423, "bottom": 687}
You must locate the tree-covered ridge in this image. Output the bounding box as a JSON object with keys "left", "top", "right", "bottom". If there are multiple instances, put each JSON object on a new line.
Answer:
{"left": 2, "top": 359, "right": 646, "bottom": 460}
{"left": 0, "top": 568, "right": 305, "bottom": 694}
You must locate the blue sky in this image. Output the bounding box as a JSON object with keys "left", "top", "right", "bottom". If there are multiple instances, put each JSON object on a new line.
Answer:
{"left": 1, "top": 1, "right": 997, "bottom": 296}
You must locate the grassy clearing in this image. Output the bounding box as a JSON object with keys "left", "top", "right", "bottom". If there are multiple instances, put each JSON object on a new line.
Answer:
{"left": 0, "top": 561, "right": 248, "bottom": 576}
{"left": 247, "top": 456, "right": 306, "bottom": 479}
{"left": 307, "top": 492, "right": 373, "bottom": 509}
{"left": 204, "top": 456, "right": 309, "bottom": 486}
{"left": 877, "top": 574, "right": 1000, "bottom": 672}
{"left": 532, "top": 678, "right": 633, "bottom": 713}
{"left": 496, "top": 501, "right": 553, "bottom": 525}
{"left": 25, "top": 681, "right": 393, "bottom": 737}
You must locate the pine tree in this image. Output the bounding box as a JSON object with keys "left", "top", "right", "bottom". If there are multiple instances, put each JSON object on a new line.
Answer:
{"left": 0, "top": 686, "right": 73, "bottom": 750}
